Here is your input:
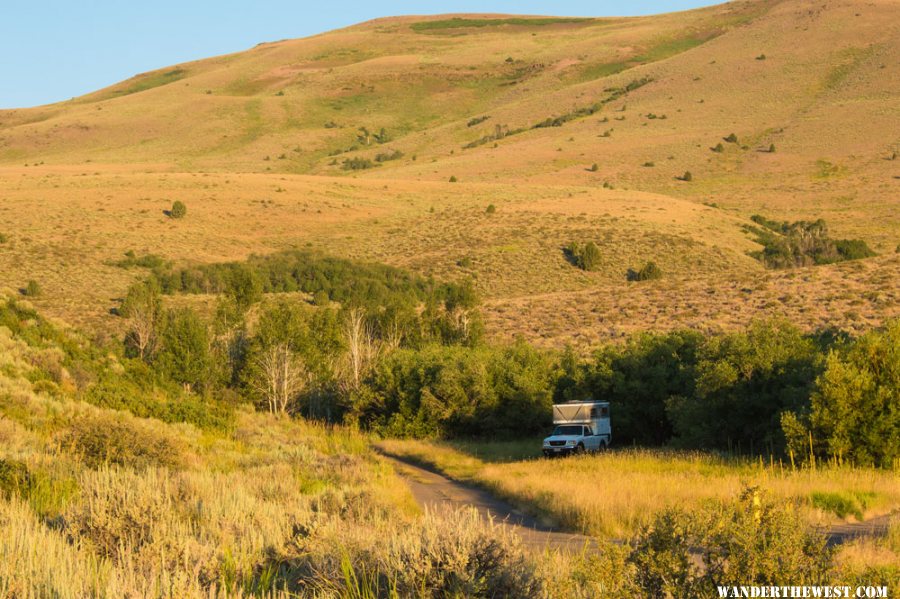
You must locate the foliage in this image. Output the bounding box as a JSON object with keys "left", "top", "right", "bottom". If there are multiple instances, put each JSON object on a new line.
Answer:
{"left": 575, "top": 330, "right": 703, "bottom": 445}
{"left": 804, "top": 320, "right": 900, "bottom": 468}
{"left": 630, "top": 487, "right": 833, "bottom": 596}
{"left": 410, "top": 16, "right": 592, "bottom": 31}
{"left": 342, "top": 157, "right": 375, "bottom": 170}
{"left": 169, "top": 200, "right": 186, "bottom": 219}
{"left": 564, "top": 240, "right": 602, "bottom": 271}
{"left": 628, "top": 261, "right": 663, "bottom": 281}
{"left": 355, "top": 341, "right": 559, "bottom": 438}
{"left": 747, "top": 215, "right": 876, "bottom": 268}
{"left": 58, "top": 412, "right": 186, "bottom": 469}
{"left": 0, "top": 459, "right": 32, "bottom": 500}
{"left": 23, "top": 280, "right": 41, "bottom": 297}
{"left": 155, "top": 308, "right": 213, "bottom": 393}
{"left": 374, "top": 149, "right": 404, "bottom": 162}
{"left": 667, "top": 321, "right": 823, "bottom": 453}
{"left": 114, "top": 250, "right": 168, "bottom": 269}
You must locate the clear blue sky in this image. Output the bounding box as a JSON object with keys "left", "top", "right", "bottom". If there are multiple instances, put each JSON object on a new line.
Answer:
{"left": 1, "top": 0, "right": 715, "bottom": 109}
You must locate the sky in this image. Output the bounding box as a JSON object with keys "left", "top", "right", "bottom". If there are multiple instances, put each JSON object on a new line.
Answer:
{"left": 0, "top": 0, "right": 716, "bottom": 109}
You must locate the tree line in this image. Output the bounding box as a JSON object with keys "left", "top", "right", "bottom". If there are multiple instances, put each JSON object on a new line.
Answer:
{"left": 115, "top": 252, "right": 898, "bottom": 468}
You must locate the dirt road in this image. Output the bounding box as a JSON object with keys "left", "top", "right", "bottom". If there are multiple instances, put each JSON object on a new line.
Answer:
{"left": 383, "top": 453, "right": 894, "bottom": 551}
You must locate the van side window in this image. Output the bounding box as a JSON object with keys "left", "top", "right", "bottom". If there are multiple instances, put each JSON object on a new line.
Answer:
{"left": 600, "top": 406, "right": 609, "bottom": 418}
{"left": 584, "top": 427, "right": 593, "bottom": 436}
{"left": 590, "top": 408, "right": 598, "bottom": 417}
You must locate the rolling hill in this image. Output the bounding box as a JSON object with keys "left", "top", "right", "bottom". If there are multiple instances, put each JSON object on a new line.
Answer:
{"left": 0, "top": 0, "right": 898, "bottom": 345}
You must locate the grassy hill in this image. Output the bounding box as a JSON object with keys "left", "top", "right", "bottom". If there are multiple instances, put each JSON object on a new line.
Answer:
{"left": 0, "top": 0, "right": 898, "bottom": 345}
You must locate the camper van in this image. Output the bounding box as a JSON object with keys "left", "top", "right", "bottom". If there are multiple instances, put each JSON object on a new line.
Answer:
{"left": 542, "top": 401, "right": 611, "bottom": 457}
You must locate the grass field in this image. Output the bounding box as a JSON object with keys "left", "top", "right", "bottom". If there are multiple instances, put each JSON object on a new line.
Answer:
{"left": 377, "top": 439, "right": 900, "bottom": 538}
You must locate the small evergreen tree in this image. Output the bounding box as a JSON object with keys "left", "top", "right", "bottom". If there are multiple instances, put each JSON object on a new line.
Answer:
{"left": 23, "top": 280, "right": 41, "bottom": 297}
{"left": 170, "top": 200, "right": 187, "bottom": 219}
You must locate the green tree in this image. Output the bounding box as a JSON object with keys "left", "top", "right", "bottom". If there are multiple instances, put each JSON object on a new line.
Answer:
{"left": 806, "top": 320, "right": 900, "bottom": 467}
{"left": 170, "top": 200, "right": 187, "bottom": 219}
{"left": 156, "top": 308, "right": 211, "bottom": 393}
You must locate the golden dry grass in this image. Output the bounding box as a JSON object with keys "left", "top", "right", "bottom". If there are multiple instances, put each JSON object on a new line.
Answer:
{"left": 377, "top": 439, "right": 900, "bottom": 538}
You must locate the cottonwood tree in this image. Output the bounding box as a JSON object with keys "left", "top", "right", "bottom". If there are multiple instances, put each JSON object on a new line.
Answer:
{"left": 248, "top": 342, "right": 309, "bottom": 414}
{"left": 120, "top": 280, "right": 163, "bottom": 361}
{"left": 341, "top": 306, "right": 378, "bottom": 393}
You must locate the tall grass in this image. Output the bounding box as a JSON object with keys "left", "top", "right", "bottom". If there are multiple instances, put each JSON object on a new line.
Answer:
{"left": 378, "top": 440, "right": 900, "bottom": 538}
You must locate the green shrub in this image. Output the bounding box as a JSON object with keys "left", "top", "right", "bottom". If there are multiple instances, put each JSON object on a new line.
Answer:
{"left": 809, "top": 491, "right": 874, "bottom": 520}
{"left": 58, "top": 412, "right": 186, "bottom": 470}
{"left": 114, "top": 251, "right": 168, "bottom": 269}
{"left": 23, "top": 280, "right": 41, "bottom": 297}
{"left": 564, "top": 241, "right": 602, "bottom": 271}
{"left": 342, "top": 157, "right": 375, "bottom": 170}
{"left": 0, "top": 459, "right": 32, "bottom": 500}
{"left": 630, "top": 487, "right": 832, "bottom": 596}
{"left": 747, "top": 215, "right": 876, "bottom": 268}
{"left": 589, "top": 163, "right": 599, "bottom": 172}
{"left": 0, "top": 233, "right": 7, "bottom": 243}
{"left": 374, "top": 149, "right": 404, "bottom": 162}
{"left": 169, "top": 200, "right": 187, "bottom": 219}
{"left": 628, "top": 261, "right": 663, "bottom": 281}
{"left": 769, "top": 143, "right": 776, "bottom": 153}
{"left": 449, "top": 175, "right": 458, "bottom": 182}
{"left": 642, "top": 161, "right": 655, "bottom": 167}
{"left": 711, "top": 143, "right": 724, "bottom": 153}
{"left": 679, "top": 171, "right": 693, "bottom": 181}
{"left": 467, "top": 115, "right": 490, "bottom": 127}
{"left": 485, "top": 204, "right": 496, "bottom": 214}
{"left": 724, "top": 133, "right": 739, "bottom": 143}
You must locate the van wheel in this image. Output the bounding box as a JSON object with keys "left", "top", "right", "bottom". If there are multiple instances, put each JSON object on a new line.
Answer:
{"left": 575, "top": 444, "right": 585, "bottom": 455}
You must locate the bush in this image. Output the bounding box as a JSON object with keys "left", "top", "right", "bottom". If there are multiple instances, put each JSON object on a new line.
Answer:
{"left": 564, "top": 241, "right": 602, "bottom": 272}
{"left": 342, "top": 157, "right": 375, "bottom": 170}
{"left": 0, "top": 233, "right": 7, "bottom": 243}
{"left": 449, "top": 175, "right": 458, "bottom": 182}
{"left": 679, "top": 171, "right": 693, "bottom": 181}
{"left": 169, "top": 200, "right": 187, "bottom": 219}
{"left": 627, "top": 261, "right": 662, "bottom": 281}
{"left": 23, "top": 280, "right": 41, "bottom": 297}
{"left": 629, "top": 487, "right": 832, "bottom": 596}
{"left": 747, "top": 215, "right": 876, "bottom": 268}
{"left": 711, "top": 143, "right": 724, "bottom": 153}
{"left": 768, "top": 143, "right": 776, "bottom": 153}
{"left": 0, "top": 459, "right": 32, "bottom": 500}
{"left": 374, "top": 149, "right": 404, "bottom": 162}
{"left": 485, "top": 204, "right": 496, "bottom": 214}
{"left": 590, "top": 163, "right": 599, "bottom": 172}
{"left": 58, "top": 412, "right": 185, "bottom": 470}
{"left": 724, "top": 133, "right": 739, "bottom": 143}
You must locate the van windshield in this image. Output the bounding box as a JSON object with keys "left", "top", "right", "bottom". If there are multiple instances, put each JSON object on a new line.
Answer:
{"left": 552, "top": 425, "right": 583, "bottom": 436}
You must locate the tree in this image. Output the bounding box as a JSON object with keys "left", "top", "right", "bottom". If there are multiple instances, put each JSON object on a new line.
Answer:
{"left": 170, "top": 200, "right": 187, "bottom": 219}
{"left": 227, "top": 264, "right": 263, "bottom": 311}
{"left": 806, "top": 320, "right": 900, "bottom": 467}
{"left": 247, "top": 342, "right": 308, "bottom": 414}
{"left": 156, "top": 307, "right": 211, "bottom": 393}
{"left": 120, "top": 280, "right": 162, "bottom": 361}
{"left": 580, "top": 241, "right": 602, "bottom": 271}
{"left": 341, "top": 306, "right": 378, "bottom": 394}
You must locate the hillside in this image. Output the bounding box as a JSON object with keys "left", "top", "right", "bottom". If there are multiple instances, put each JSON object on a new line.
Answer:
{"left": 0, "top": 0, "right": 898, "bottom": 346}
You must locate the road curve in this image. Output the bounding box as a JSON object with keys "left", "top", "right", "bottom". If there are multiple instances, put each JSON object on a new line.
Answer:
{"left": 382, "top": 453, "right": 595, "bottom": 552}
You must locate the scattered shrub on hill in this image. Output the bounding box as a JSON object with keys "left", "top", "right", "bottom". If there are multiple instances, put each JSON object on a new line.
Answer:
{"left": 768, "top": 143, "right": 776, "bottom": 153}
{"left": 724, "top": 133, "right": 739, "bottom": 143}
{"left": 23, "top": 280, "right": 41, "bottom": 297}
{"left": 590, "top": 163, "right": 599, "bottom": 172}
{"left": 756, "top": 54, "right": 767, "bottom": 60}
{"left": 485, "top": 204, "right": 496, "bottom": 214}
{"left": 169, "top": 201, "right": 186, "bottom": 219}
{"left": 114, "top": 250, "right": 168, "bottom": 269}
{"left": 375, "top": 149, "right": 404, "bottom": 162}
{"left": 627, "top": 261, "right": 663, "bottom": 281}
{"left": 0, "top": 233, "right": 7, "bottom": 243}
{"left": 678, "top": 171, "right": 693, "bottom": 181}
{"left": 467, "top": 115, "right": 490, "bottom": 127}
{"left": 711, "top": 143, "right": 724, "bottom": 153}
{"left": 642, "top": 161, "right": 655, "bottom": 167}
{"left": 564, "top": 241, "right": 602, "bottom": 272}
{"left": 746, "top": 215, "right": 876, "bottom": 268}
{"left": 342, "top": 157, "right": 375, "bottom": 170}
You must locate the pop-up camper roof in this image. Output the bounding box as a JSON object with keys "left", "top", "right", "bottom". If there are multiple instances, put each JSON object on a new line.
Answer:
{"left": 552, "top": 401, "right": 609, "bottom": 425}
